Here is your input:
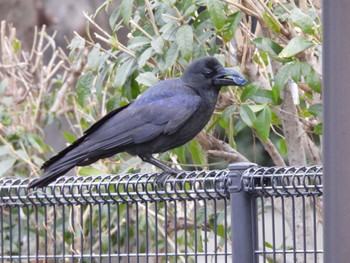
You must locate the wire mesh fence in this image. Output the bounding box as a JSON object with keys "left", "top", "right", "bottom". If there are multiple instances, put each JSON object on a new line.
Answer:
{"left": 0, "top": 170, "right": 230, "bottom": 262}
{"left": 0, "top": 164, "right": 324, "bottom": 262}
{"left": 239, "top": 165, "right": 323, "bottom": 263}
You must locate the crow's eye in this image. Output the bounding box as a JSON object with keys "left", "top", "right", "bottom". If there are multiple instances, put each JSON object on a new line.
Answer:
{"left": 202, "top": 71, "right": 214, "bottom": 78}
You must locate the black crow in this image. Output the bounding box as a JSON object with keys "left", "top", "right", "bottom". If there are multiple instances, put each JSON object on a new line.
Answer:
{"left": 28, "top": 57, "right": 248, "bottom": 188}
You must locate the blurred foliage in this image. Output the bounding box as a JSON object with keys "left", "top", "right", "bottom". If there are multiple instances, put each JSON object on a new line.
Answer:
{"left": 0, "top": 0, "right": 322, "bottom": 179}
{"left": 0, "top": 0, "right": 322, "bottom": 259}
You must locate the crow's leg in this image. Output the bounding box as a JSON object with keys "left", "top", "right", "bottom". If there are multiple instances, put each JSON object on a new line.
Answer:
{"left": 139, "top": 153, "right": 180, "bottom": 174}
{"left": 139, "top": 153, "right": 181, "bottom": 186}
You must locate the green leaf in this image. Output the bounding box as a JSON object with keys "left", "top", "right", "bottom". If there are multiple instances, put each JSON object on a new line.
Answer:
{"left": 13, "top": 39, "right": 21, "bottom": 52}
{"left": 249, "top": 103, "right": 268, "bottom": 113}
{"left": 193, "top": 9, "right": 210, "bottom": 29}
{"left": 289, "top": 61, "right": 301, "bottom": 82}
{"left": 189, "top": 140, "right": 207, "bottom": 166}
{"left": 222, "top": 11, "right": 242, "bottom": 42}
{"left": 87, "top": 44, "right": 101, "bottom": 70}
{"left": 273, "top": 61, "right": 301, "bottom": 96}
{"left": 308, "top": 103, "right": 322, "bottom": 117}
{"left": 252, "top": 38, "right": 283, "bottom": 56}
{"left": 255, "top": 107, "right": 271, "bottom": 141}
{"left": 151, "top": 36, "right": 164, "bottom": 54}
{"left": 279, "top": 139, "right": 287, "bottom": 155}
{"left": 27, "top": 134, "right": 46, "bottom": 154}
{"left": 251, "top": 89, "right": 274, "bottom": 104}
{"left": 240, "top": 105, "right": 256, "bottom": 127}
{"left": 307, "top": 69, "right": 321, "bottom": 93}
{"left": 274, "top": 63, "right": 292, "bottom": 92}
{"left": 314, "top": 123, "right": 322, "bottom": 135}
{"left": 217, "top": 224, "right": 225, "bottom": 239}
{"left": 207, "top": 0, "right": 226, "bottom": 30}
{"left": 138, "top": 47, "right": 153, "bottom": 68}
{"left": 127, "top": 72, "right": 140, "bottom": 99}
{"left": 300, "top": 62, "right": 321, "bottom": 93}
{"left": 127, "top": 36, "right": 151, "bottom": 49}
{"left": 120, "top": 0, "right": 134, "bottom": 25}
{"left": 76, "top": 72, "right": 94, "bottom": 108}
{"left": 114, "top": 58, "right": 135, "bottom": 89}
{"left": 279, "top": 36, "right": 314, "bottom": 58}
{"left": 241, "top": 83, "right": 259, "bottom": 101}
{"left": 173, "top": 145, "right": 187, "bottom": 165}
{"left": 221, "top": 105, "right": 236, "bottom": 120}
{"left": 262, "top": 11, "right": 280, "bottom": 34}
{"left": 183, "top": 3, "right": 198, "bottom": 17}
{"left": 235, "top": 119, "right": 247, "bottom": 134}
{"left": 176, "top": 25, "right": 193, "bottom": 61}
{"left": 290, "top": 8, "right": 314, "bottom": 34}
{"left": 0, "top": 158, "right": 16, "bottom": 177}
{"left": 109, "top": 5, "right": 121, "bottom": 29}
{"left": 78, "top": 167, "right": 106, "bottom": 176}
{"left": 165, "top": 42, "right": 179, "bottom": 69}
{"left": 265, "top": 242, "right": 273, "bottom": 249}
{"left": 96, "top": 67, "right": 109, "bottom": 99}
{"left": 271, "top": 87, "right": 281, "bottom": 105}
{"left": 196, "top": 231, "right": 204, "bottom": 252}
{"left": 68, "top": 36, "right": 85, "bottom": 54}
{"left": 136, "top": 72, "right": 159, "bottom": 87}
{"left": 63, "top": 131, "right": 77, "bottom": 144}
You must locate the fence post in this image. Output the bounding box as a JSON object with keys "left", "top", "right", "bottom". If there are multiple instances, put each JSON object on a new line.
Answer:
{"left": 228, "top": 162, "right": 258, "bottom": 263}
{"left": 323, "top": 0, "right": 350, "bottom": 262}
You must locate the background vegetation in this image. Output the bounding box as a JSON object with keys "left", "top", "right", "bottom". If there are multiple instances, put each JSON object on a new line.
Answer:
{"left": 0, "top": 0, "right": 322, "bottom": 180}
{"left": 0, "top": 0, "right": 322, "bottom": 260}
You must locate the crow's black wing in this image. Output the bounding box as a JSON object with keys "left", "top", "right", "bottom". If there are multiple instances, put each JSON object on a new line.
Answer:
{"left": 83, "top": 103, "right": 131, "bottom": 135}
{"left": 84, "top": 93, "right": 201, "bottom": 151}
{"left": 41, "top": 103, "right": 132, "bottom": 169}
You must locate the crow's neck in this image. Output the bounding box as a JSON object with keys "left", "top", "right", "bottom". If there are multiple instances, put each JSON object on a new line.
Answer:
{"left": 196, "top": 88, "right": 220, "bottom": 121}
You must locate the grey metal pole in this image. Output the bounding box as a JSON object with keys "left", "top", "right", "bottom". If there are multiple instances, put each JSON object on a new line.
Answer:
{"left": 228, "top": 162, "right": 258, "bottom": 263}
{"left": 323, "top": 1, "right": 350, "bottom": 262}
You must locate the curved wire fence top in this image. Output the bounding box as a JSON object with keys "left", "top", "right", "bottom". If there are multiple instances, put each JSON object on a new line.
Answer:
{"left": 242, "top": 165, "right": 323, "bottom": 197}
{"left": 0, "top": 165, "right": 324, "bottom": 207}
{"left": 0, "top": 170, "right": 229, "bottom": 207}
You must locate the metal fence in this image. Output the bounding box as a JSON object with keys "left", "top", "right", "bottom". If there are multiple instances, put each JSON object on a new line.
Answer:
{"left": 0, "top": 163, "right": 323, "bottom": 262}
{"left": 230, "top": 164, "right": 323, "bottom": 263}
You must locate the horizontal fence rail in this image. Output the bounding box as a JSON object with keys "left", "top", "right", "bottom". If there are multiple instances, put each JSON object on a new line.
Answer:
{"left": 242, "top": 165, "right": 323, "bottom": 197}
{"left": 0, "top": 171, "right": 229, "bottom": 206}
{"left": 0, "top": 165, "right": 324, "bottom": 262}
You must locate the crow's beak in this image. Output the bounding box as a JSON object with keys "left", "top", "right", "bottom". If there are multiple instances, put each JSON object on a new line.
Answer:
{"left": 213, "top": 68, "right": 248, "bottom": 87}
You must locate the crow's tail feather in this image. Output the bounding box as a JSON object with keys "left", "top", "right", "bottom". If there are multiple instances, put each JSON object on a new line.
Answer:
{"left": 28, "top": 171, "right": 67, "bottom": 189}
{"left": 28, "top": 137, "right": 90, "bottom": 189}
{"left": 28, "top": 164, "right": 75, "bottom": 189}
{"left": 28, "top": 155, "right": 84, "bottom": 189}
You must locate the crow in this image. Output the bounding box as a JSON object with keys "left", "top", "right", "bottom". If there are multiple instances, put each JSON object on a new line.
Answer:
{"left": 28, "top": 57, "right": 248, "bottom": 189}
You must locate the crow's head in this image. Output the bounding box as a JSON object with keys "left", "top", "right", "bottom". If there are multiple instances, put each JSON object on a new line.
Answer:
{"left": 181, "top": 57, "right": 248, "bottom": 89}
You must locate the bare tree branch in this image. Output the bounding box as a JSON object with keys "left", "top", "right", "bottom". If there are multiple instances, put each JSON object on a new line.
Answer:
{"left": 255, "top": 134, "right": 286, "bottom": 166}
{"left": 196, "top": 132, "right": 249, "bottom": 163}
{"left": 276, "top": 80, "right": 307, "bottom": 166}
